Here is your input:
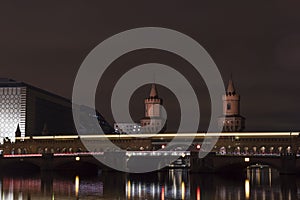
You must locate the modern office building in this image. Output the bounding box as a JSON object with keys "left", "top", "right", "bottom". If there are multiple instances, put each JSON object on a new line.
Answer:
{"left": 218, "top": 78, "right": 245, "bottom": 132}
{"left": 0, "top": 78, "right": 113, "bottom": 141}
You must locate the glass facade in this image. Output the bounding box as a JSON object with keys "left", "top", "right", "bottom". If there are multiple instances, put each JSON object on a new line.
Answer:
{"left": 0, "top": 87, "right": 26, "bottom": 142}
{"left": 0, "top": 79, "right": 115, "bottom": 139}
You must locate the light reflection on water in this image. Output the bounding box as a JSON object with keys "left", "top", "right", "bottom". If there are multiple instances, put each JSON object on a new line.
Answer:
{"left": 0, "top": 168, "right": 298, "bottom": 200}
{"left": 126, "top": 169, "right": 190, "bottom": 200}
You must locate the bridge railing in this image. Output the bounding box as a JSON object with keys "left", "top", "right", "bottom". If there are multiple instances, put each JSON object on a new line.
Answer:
{"left": 215, "top": 152, "right": 297, "bottom": 157}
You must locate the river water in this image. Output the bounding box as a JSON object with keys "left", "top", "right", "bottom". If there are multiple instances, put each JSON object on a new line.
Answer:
{"left": 0, "top": 167, "right": 298, "bottom": 200}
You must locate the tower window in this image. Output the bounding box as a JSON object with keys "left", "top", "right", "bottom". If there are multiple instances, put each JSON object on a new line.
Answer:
{"left": 227, "top": 103, "right": 231, "bottom": 110}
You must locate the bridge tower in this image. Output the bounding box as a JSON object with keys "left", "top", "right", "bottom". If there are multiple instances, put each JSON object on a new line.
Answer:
{"left": 140, "top": 84, "right": 165, "bottom": 133}
{"left": 218, "top": 77, "right": 245, "bottom": 132}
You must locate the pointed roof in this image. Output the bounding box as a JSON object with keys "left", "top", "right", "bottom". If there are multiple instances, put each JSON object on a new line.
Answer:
{"left": 149, "top": 84, "right": 158, "bottom": 98}
{"left": 15, "top": 124, "right": 21, "bottom": 137}
{"left": 226, "top": 76, "right": 237, "bottom": 96}
{"left": 227, "top": 79, "right": 235, "bottom": 93}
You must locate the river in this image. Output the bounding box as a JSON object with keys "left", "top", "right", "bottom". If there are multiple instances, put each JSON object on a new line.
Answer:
{"left": 0, "top": 167, "right": 298, "bottom": 200}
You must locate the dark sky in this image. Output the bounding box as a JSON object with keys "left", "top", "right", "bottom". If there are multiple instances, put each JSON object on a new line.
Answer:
{"left": 0, "top": 1, "right": 300, "bottom": 132}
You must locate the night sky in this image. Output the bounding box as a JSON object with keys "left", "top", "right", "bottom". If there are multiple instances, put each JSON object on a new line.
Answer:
{"left": 0, "top": 1, "right": 299, "bottom": 132}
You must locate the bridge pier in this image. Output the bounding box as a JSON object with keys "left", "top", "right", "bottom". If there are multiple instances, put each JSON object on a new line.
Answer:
{"left": 190, "top": 152, "right": 216, "bottom": 173}
{"left": 40, "top": 153, "right": 54, "bottom": 172}
{"left": 102, "top": 151, "right": 127, "bottom": 171}
{"left": 190, "top": 152, "right": 298, "bottom": 175}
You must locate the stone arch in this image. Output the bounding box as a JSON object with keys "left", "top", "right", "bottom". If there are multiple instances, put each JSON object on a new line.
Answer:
{"left": 278, "top": 146, "right": 283, "bottom": 154}
{"left": 0, "top": 159, "right": 41, "bottom": 172}
{"left": 269, "top": 146, "right": 274, "bottom": 154}
{"left": 53, "top": 159, "right": 102, "bottom": 174}
{"left": 297, "top": 147, "right": 300, "bottom": 155}
{"left": 243, "top": 146, "right": 249, "bottom": 154}
{"left": 169, "top": 143, "right": 189, "bottom": 151}
{"left": 234, "top": 146, "right": 241, "bottom": 154}
{"left": 219, "top": 146, "right": 226, "bottom": 155}
{"left": 22, "top": 148, "right": 27, "bottom": 154}
{"left": 37, "top": 147, "right": 43, "bottom": 154}
{"left": 17, "top": 148, "right": 22, "bottom": 154}
{"left": 226, "top": 145, "right": 233, "bottom": 154}
{"left": 214, "top": 158, "right": 282, "bottom": 172}
{"left": 286, "top": 146, "right": 292, "bottom": 154}
{"left": 260, "top": 146, "right": 266, "bottom": 154}
{"left": 252, "top": 146, "right": 257, "bottom": 154}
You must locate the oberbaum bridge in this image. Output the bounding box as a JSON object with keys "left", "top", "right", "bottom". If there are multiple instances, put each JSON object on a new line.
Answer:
{"left": 0, "top": 78, "right": 299, "bottom": 174}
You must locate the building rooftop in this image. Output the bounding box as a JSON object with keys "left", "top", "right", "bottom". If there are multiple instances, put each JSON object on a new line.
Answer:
{"left": 0, "top": 78, "right": 71, "bottom": 103}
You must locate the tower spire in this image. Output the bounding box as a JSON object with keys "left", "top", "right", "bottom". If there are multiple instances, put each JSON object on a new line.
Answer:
{"left": 149, "top": 84, "right": 158, "bottom": 98}
{"left": 141, "top": 83, "right": 165, "bottom": 133}
{"left": 227, "top": 76, "right": 235, "bottom": 94}
{"left": 218, "top": 75, "right": 245, "bottom": 132}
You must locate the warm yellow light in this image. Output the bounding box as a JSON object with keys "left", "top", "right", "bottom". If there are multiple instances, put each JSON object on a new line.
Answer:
{"left": 181, "top": 182, "right": 185, "bottom": 200}
{"left": 127, "top": 180, "right": 131, "bottom": 199}
{"left": 245, "top": 157, "right": 250, "bottom": 162}
{"left": 245, "top": 179, "right": 250, "bottom": 199}
{"left": 54, "top": 135, "right": 79, "bottom": 139}
{"left": 75, "top": 156, "right": 80, "bottom": 161}
{"left": 29, "top": 132, "right": 300, "bottom": 140}
{"left": 75, "top": 176, "right": 80, "bottom": 197}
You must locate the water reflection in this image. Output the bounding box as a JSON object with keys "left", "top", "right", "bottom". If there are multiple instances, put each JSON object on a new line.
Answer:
{"left": 196, "top": 186, "right": 201, "bottom": 200}
{"left": 125, "top": 169, "right": 190, "bottom": 199}
{"left": 0, "top": 168, "right": 298, "bottom": 199}
{"left": 245, "top": 179, "right": 250, "bottom": 199}
{"left": 75, "top": 176, "right": 79, "bottom": 199}
{"left": 212, "top": 167, "right": 296, "bottom": 200}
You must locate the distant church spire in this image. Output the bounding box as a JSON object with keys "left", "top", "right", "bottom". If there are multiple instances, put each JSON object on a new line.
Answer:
{"left": 149, "top": 84, "right": 158, "bottom": 98}
{"left": 15, "top": 124, "right": 21, "bottom": 137}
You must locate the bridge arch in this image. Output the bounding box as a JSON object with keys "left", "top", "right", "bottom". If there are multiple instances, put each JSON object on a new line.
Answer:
{"left": 53, "top": 160, "right": 100, "bottom": 174}
{"left": 0, "top": 159, "right": 41, "bottom": 172}
{"left": 218, "top": 162, "right": 280, "bottom": 172}
{"left": 49, "top": 156, "right": 107, "bottom": 173}
{"left": 213, "top": 157, "right": 282, "bottom": 173}
{"left": 215, "top": 144, "right": 297, "bottom": 155}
